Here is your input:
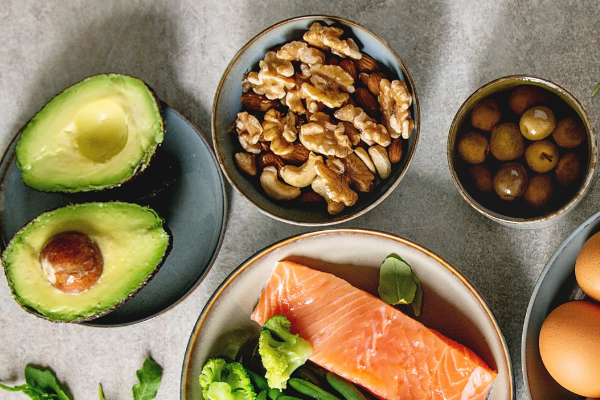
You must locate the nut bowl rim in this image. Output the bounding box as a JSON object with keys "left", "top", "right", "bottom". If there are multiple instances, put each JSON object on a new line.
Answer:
{"left": 212, "top": 14, "right": 420, "bottom": 226}
{"left": 447, "top": 74, "right": 597, "bottom": 228}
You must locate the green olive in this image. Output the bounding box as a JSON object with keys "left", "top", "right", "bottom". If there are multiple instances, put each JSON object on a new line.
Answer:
{"left": 508, "top": 85, "right": 549, "bottom": 115}
{"left": 552, "top": 116, "right": 587, "bottom": 149}
{"left": 555, "top": 152, "right": 585, "bottom": 187}
{"left": 468, "top": 164, "right": 494, "bottom": 193}
{"left": 490, "top": 122, "right": 525, "bottom": 161}
{"left": 524, "top": 173, "right": 554, "bottom": 208}
{"left": 519, "top": 105, "right": 556, "bottom": 140}
{"left": 493, "top": 162, "right": 528, "bottom": 201}
{"left": 470, "top": 98, "right": 502, "bottom": 131}
{"left": 456, "top": 131, "right": 489, "bottom": 164}
{"left": 524, "top": 140, "right": 560, "bottom": 173}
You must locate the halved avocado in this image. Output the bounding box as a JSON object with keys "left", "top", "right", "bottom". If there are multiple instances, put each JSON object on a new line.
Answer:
{"left": 16, "top": 74, "right": 164, "bottom": 192}
{"left": 2, "top": 202, "right": 172, "bottom": 322}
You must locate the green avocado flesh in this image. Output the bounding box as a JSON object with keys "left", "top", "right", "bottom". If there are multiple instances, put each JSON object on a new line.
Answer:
{"left": 16, "top": 74, "right": 164, "bottom": 192}
{"left": 2, "top": 202, "right": 171, "bottom": 322}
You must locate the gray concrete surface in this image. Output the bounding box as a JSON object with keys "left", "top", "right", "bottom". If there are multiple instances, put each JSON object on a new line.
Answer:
{"left": 1, "top": 1, "right": 600, "bottom": 399}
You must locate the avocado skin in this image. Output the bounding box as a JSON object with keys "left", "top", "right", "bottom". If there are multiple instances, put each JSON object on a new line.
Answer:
{"left": 15, "top": 73, "right": 165, "bottom": 193}
{"left": 1, "top": 202, "right": 172, "bottom": 323}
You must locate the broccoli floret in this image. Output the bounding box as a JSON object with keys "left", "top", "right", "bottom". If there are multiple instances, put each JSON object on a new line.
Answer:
{"left": 199, "top": 358, "right": 256, "bottom": 400}
{"left": 258, "top": 315, "right": 313, "bottom": 390}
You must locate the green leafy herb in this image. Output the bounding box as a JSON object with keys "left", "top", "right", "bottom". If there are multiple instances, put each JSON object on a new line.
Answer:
{"left": 378, "top": 254, "right": 423, "bottom": 316}
{"left": 593, "top": 81, "right": 600, "bottom": 97}
{"left": 0, "top": 365, "right": 71, "bottom": 400}
{"left": 0, "top": 357, "right": 162, "bottom": 400}
{"left": 132, "top": 357, "right": 163, "bottom": 400}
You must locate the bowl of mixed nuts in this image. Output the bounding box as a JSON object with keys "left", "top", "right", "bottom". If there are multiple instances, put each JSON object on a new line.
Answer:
{"left": 212, "top": 15, "right": 420, "bottom": 225}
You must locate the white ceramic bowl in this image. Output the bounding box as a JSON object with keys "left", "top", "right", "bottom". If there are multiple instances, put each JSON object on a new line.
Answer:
{"left": 522, "top": 210, "right": 600, "bottom": 399}
{"left": 212, "top": 15, "right": 419, "bottom": 226}
{"left": 181, "top": 229, "right": 513, "bottom": 400}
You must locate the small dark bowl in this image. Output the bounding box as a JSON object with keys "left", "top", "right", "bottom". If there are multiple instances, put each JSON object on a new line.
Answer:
{"left": 212, "top": 15, "right": 420, "bottom": 226}
{"left": 448, "top": 75, "right": 597, "bottom": 228}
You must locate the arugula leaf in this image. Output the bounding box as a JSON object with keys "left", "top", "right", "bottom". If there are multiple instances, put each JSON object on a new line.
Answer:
{"left": 99, "top": 384, "right": 106, "bottom": 400}
{"left": 131, "top": 357, "right": 163, "bottom": 400}
{"left": 378, "top": 253, "right": 423, "bottom": 315}
{"left": 0, "top": 366, "right": 71, "bottom": 400}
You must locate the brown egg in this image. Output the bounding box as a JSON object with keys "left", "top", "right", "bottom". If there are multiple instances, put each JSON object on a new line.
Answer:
{"left": 539, "top": 300, "right": 600, "bottom": 398}
{"left": 575, "top": 231, "right": 600, "bottom": 301}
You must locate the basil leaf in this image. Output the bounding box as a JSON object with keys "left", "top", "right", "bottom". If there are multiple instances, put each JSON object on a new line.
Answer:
{"left": 378, "top": 254, "right": 417, "bottom": 305}
{"left": 411, "top": 272, "right": 423, "bottom": 316}
{"left": 378, "top": 254, "right": 423, "bottom": 316}
{"left": 132, "top": 357, "right": 163, "bottom": 400}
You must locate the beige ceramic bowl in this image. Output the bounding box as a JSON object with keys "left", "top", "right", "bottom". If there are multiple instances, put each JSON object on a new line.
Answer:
{"left": 448, "top": 75, "right": 597, "bottom": 228}
{"left": 181, "top": 229, "right": 514, "bottom": 400}
{"left": 212, "top": 15, "right": 419, "bottom": 226}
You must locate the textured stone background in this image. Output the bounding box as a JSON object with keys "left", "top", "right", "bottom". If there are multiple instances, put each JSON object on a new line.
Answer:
{"left": 1, "top": 1, "right": 600, "bottom": 399}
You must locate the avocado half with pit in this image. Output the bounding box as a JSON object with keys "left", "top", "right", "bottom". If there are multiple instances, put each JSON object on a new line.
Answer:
{"left": 2, "top": 202, "right": 172, "bottom": 322}
{"left": 16, "top": 74, "right": 164, "bottom": 192}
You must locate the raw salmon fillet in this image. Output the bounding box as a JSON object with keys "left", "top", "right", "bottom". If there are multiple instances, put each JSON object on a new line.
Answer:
{"left": 251, "top": 261, "right": 497, "bottom": 400}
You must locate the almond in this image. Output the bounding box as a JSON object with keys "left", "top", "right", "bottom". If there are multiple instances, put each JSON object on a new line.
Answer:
{"left": 367, "top": 72, "right": 385, "bottom": 96}
{"left": 355, "top": 53, "right": 380, "bottom": 72}
{"left": 325, "top": 55, "right": 339, "bottom": 66}
{"left": 299, "top": 191, "right": 324, "bottom": 204}
{"left": 388, "top": 138, "right": 403, "bottom": 163}
{"left": 258, "top": 152, "right": 286, "bottom": 172}
{"left": 280, "top": 142, "right": 310, "bottom": 164}
{"left": 241, "top": 92, "right": 278, "bottom": 112}
{"left": 355, "top": 87, "right": 379, "bottom": 117}
{"left": 338, "top": 59, "right": 357, "bottom": 81}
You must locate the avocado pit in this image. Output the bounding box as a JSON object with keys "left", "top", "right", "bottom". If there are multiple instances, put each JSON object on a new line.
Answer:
{"left": 39, "top": 231, "right": 103, "bottom": 294}
{"left": 74, "top": 99, "right": 129, "bottom": 163}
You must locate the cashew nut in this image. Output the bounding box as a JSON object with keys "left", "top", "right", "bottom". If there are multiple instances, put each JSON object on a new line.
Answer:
{"left": 368, "top": 145, "right": 392, "bottom": 179}
{"left": 281, "top": 152, "right": 323, "bottom": 188}
{"left": 354, "top": 147, "right": 376, "bottom": 174}
{"left": 235, "top": 152, "right": 257, "bottom": 176}
{"left": 260, "top": 166, "right": 301, "bottom": 200}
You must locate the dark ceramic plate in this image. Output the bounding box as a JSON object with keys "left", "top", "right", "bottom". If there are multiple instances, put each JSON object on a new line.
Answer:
{"left": 0, "top": 104, "right": 227, "bottom": 326}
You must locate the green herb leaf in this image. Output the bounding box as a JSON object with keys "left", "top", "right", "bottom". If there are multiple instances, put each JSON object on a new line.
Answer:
{"left": 98, "top": 384, "right": 106, "bottom": 400}
{"left": 0, "top": 366, "right": 71, "bottom": 400}
{"left": 378, "top": 254, "right": 423, "bottom": 315}
{"left": 132, "top": 357, "right": 163, "bottom": 400}
{"left": 593, "top": 81, "right": 600, "bottom": 97}
{"left": 25, "top": 366, "right": 71, "bottom": 400}
{"left": 411, "top": 272, "right": 423, "bottom": 316}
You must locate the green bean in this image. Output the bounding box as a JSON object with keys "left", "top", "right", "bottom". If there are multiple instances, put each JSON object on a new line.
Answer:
{"left": 293, "top": 367, "right": 322, "bottom": 386}
{"left": 278, "top": 396, "right": 303, "bottom": 400}
{"left": 268, "top": 388, "right": 283, "bottom": 400}
{"left": 247, "top": 369, "right": 269, "bottom": 392}
{"left": 288, "top": 378, "right": 341, "bottom": 400}
{"left": 325, "top": 373, "right": 368, "bottom": 400}
{"left": 257, "top": 391, "right": 269, "bottom": 400}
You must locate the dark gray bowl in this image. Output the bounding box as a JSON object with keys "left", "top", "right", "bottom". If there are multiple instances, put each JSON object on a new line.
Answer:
{"left": 448, "top": 75, "right": 597, "bottom": 228}
{"left": 212, "top": 15, "right": 420, "bottom": 226}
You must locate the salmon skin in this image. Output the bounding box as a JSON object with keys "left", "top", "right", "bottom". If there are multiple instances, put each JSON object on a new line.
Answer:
{"left": 251, "top": 261, "right": 497, "bottom": 400}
